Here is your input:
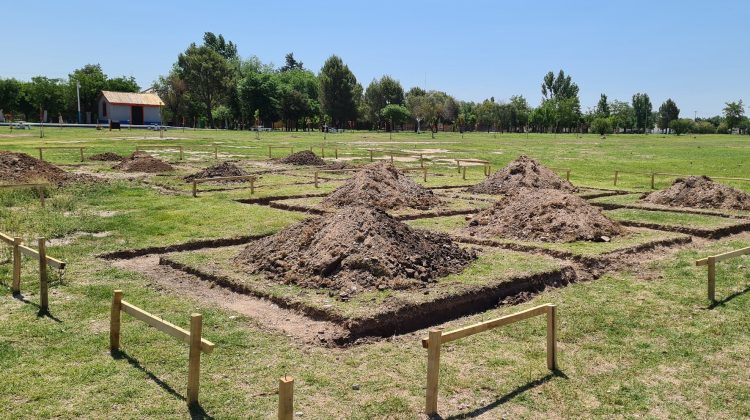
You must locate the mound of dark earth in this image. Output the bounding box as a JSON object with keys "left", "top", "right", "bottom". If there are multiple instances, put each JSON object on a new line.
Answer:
{"left": 323, "top": 162, "right": 440, "bottom": 210}
{"left": 640, "top": 176, "right": 750, "bottom": 210}
{"left": 467, "top": 188, "right": 622, "bottom": 242}
{"left": 234, "top": 206, "right": 476, "bottom": 294}
{"left": 279, "top": 150, "right": 326, "bottom": 166}
{"left": 113, "top": 151, "right": 174, "bottom": 173}
{"left": 0, "top": 151, "right": 94, "bottom": 185}
{"left": 466, "top": 155, "right": 577, "bottom": 195}
{"left": 184, "top": 162, "right": 249, "bottom": 182}
{"left": 88, "top": 152, "right": 125, "bottom": 161}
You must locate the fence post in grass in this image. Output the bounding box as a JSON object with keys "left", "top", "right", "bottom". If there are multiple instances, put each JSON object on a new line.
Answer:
{"left": 390, "top": 153, "right": 394, "bottom": 164}
{"left": 314, "top": 171, "right": 319, "bottom": 188}
{"left": 38, "top": 238, "right": 48, "bottom": 312}
{"left": 707, "top": 256, "right": 716, "bottom": 302}
{"left": 12, "top": 237, "right": 21, "bottom": 294}
{"left": 462, "top": 166, "right": 467, "bottom": 180}
{"left": 369, "top": 149, "right": 373, "bottom": 162}
{"left": 423, "top": 168, "right": 427, "bottom": 182}
{"left": 613, "top": 170, "right": 619, "bottom": 186}
{"left": 187, "top": 313, "right": 203, "bottom": 406}
{"left": 566, "top": 170, "right": 571, "bottom": 182}
{"left": 37, "top": 185, "right": 45, "bottom": 208}
{"left": 250, "top": 178, "right": 255, "bottom": 195}
{"left": 650, "top": 172, "right": 655, "bottom": 189}
{"left": 456, "top": 159, "right": 461, "bottom": 173}
{"left": 321, "top": 146, "right": 325, "bottom": 158}
{"left": 80, "top": 147, "right": 84, "bottom": 162}
{"left": 38, "top": 148, "right": 43, "bottom": 161}
{"left": 110, "top": 290, "right": 123, "bottom": 351}
{"left": 268, "top": 146, "right": 272, "bottom": 159}
{"left": 334, "top": 148, "right": 338, "bottom": 159}
{"left": 425, "top": 329, "right": 442, "bottom": 415}
{"left": 214, "top": 144, "right": 218, "bottom": 160}
{"left": 179, "top": 146, "right": 184, "bottom": 161}
{"left": 546, "top": 305, "right": 557, "bottom": 370}
{"left": 278, "top": 376, "right": 294, "bottom": 420}
{"left": 192, "top": 181, "right": 198, "bottom": 198}
{"left": 420, "top": 153, "right": 424, "bottom": 168}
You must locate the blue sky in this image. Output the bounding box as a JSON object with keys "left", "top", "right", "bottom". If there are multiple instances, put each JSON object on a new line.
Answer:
{"left": 2, "top": 0, "right": 747, "bottom": 116}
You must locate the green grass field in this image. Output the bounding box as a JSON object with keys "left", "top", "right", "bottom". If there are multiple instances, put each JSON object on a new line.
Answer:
{"left": 2, "top": 128, "right": 750, "bottom": 418}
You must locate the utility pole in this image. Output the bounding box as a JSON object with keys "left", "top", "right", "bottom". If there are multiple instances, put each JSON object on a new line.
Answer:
{"left": 76, "top": 81, "right": 82, "bottom": 124}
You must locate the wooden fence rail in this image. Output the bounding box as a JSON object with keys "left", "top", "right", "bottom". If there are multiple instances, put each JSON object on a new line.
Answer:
{"left": 613, "top": 171, "right": 750, "bottom": 189}
{"left": 110, "top": 290, "right": 215, "bottom": 406}
{"left": 269, "top": 146, "right": 294, "bottom": 159}
{"left": 421, "top": 304, "right": 557, "bottom": 416}
{"left": 455, "top": 159, "right": 491, "bottom": 177}
{"left": 309, "top": 144, "right": 338, "bottom": 159}
{"left": 366, "top": 149, "right": 426, "bottom": 167}
{"left": 0, "top": 183, "right": 49, "bottom": 207}
{"left": 0, "top": 232, "right": 65, "bottom": 312}
{"left": 192, "top": 175, "right": 257, "bottom": 197}
{"left": 136, "top": 145, "right": 184, "bottom": 161}
{"left": 37, "top": 146, "right": 86, "bottom": 162}
{"left": 695, "top": 246, "right": 750, "bottom": 302}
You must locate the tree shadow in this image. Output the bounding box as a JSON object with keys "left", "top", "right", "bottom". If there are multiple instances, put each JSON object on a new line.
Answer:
{"left": 110, "top": 349, "right": 214, "bottom": 419}
{"left": 709, "top": 284, "right": 750, "bottom": 309}
{"left": 12, "top": 292, "right": 62, "bottom": 322}
{"left": 437, "top": 370, "right": 568, "bottom": 420}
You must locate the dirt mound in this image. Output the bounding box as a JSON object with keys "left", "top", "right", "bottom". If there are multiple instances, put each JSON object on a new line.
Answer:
{"left": 88, "top": 152, "right": 125, "bottom": 161}
{"left": 0, "top": 151, "right": 93, "bottom": 185}
{"left": 326, "top": 161, "right": 349, "bottom": 170}
{"left": 113, "top": 152, "right": 174, "bottom": 173}
{"left": 184, "top": 162, "right": 249, "bottom": 182}
{"left": 235, "top": 206, "right": 476, "bottom": 293}
{"left": 279, "top": 150, "right": 326, "bottom": 166}
{"left": 323, "top": 162, "right": 440, "bottom": 210}
{"left": 467, "top": 188, "right": 623, "bottom": 242}
{"left": 640, "top": 176, "right": 750, "bottom": 210}
{"left": 467, "top": 155, "right": 577, "bottom": 195}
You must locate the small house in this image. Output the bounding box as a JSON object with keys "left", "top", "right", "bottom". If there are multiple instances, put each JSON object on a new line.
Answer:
{"left": 97, "top": 91, "right": 164, "bottom": 125}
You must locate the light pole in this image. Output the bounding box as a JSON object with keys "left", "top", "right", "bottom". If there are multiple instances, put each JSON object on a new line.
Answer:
{"left": 76, "top": 81, "right": 81, "bottom": 124}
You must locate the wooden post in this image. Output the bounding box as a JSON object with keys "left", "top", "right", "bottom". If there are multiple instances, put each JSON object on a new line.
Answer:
{"left": 462, "top": 166, "right": 467, "bottom": 180}
{"left": 110, "top": 290, "right": 123, "bottom": 351}
{"left": 321, "top": 146, "right": 325, "bottom": 158}
{"left": 314, "top": 171, "right": 319, "bottom": 188}
{"left": 369, "top": 150, "right": 373, "bottom": 162}
{"left": 12, "top": 237, "right": 21, "bottom": 294}
{"left": 214, "top": 145, "right": 218, "bottom": 160}
{"left": 420, "top": 153, "right": 424, "bottom": 168}
{"left": 179, "top": 146, "right": 184, "bottom": 161}
{"left": 566, "top": 170, "right": 571, "bottom": 182}
{"left": 546, "top": 305, "right": 557, "bottom": 370}
{"left": 250, "top": 178, "right": 255, "bottom": 195}
{"left": 192, "top": 181, "right": 198, "bottom": 198}
{"left": 278, "top": 376, "right": 294, "bottom": 420}
{"left": 187, "top": 313, "right": 203, "bottom": 406}
{"left": 650, "top": 172, "right": 655, "bottom": 189}
{"left": 269, "top": 145, "right": 272, "bottom": 159}
{"left": 707, "top": 256, "right": 716, "bottom": 302}
{"left": 613, "top": 170, "right": 619, "bottom": 186}
{"left": 37, "top": 185, "right": 45, "bottom": 208}
{"left": 38, "top": 238, "right": 48, "bottom": 312}
{"left": 334, "top": 148, "right": 338, "bottom": 159}
{"left": 423, "top": 168, "right": 427, "bottom": 182}
{"left": 425, "top": 329, "right": 442, "bottom": 415}
{"left": 390, "top": 153, "right": 394, "bottom": 164}
{"left": 456, "top": 159, "right": 461, "bottom": 173}
{"left": 80, "top": 147, "right": 84, "bottom": 162}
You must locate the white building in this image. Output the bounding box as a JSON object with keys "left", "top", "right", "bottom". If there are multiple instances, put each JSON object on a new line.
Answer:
{"left": 97, "top": 91, "right": 164, "bottom": 125}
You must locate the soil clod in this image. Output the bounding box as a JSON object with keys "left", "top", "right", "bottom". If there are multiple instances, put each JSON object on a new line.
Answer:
{"left": 279, "top": 150, "right": 326, "bottom": 166}
{"left": 467, "top": 188, "right": 623, "bottom": 242}
{"left": 113, "top": 151, "right": 174, "bottom": 173}
{"left": 184, "top": 162, "right": 249, "bottom": 182}
{"left": 466, "top": 155, "right": 577, "bottom": 194}
{"left": 640, "top": 176, "right": 750, "bottom": 210}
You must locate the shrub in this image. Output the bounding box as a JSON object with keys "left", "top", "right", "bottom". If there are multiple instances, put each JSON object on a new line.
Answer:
{"left": 693, "top": 121, "right": 716, "bottom": 134}
{"left": 669, "top": 118, "right": 694, "bottom": 135}
{"left": 591, "top": 117, "right": 613, "bottom": 135}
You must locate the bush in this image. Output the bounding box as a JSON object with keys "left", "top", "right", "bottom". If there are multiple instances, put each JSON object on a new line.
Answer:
{"left": 591, "top": 117, "right": 613, "bottom": 135}
{"left": 693, "top": 121, "right": 716, "bottom": 134}
{"left": 669, "top": 118, "right": 694, "bottom": 135}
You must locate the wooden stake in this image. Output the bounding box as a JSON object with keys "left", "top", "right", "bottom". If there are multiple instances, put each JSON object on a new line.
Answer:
{"left": 423, "top": 168, "right": 427, "bottom": 182}
{"left": 214, "top": 145, "right": 218, "bottom": 160}
{"left": 37, "top": 185, "right": 45, "bottom": 208}
{"left": 269, "top": 145, "right": 272, "bottom": 159}
{"left": 462, "top": 166, "right": 467, "bottom": 180}
{"left": 250, "top": 178, "right": 255, "bottom": 195}
{"left": 334, "top": 148, "right": 338, "bottom": 159}
{"left": 390, "top": 153, "right": 394, "bottom": 164}
{"left": 566, "top": 170, "right": 571, "bottom": 182}
{"left": 546, "top": 305, "right": 557, "bottom": 370}
{"left": 278, "top": 376, "right": 294, "bottom": 420}
{"left": 425, "top": 329, "right": 442, "bottom": 415}
{"left": 12, "top": 237, "right": 21, "bottom": 294}
{"left": 456, "top": 159, "right": 461, "bottom": 173}
{"left": 38, "top": 238, "right": 48, "bottom": 312}
{"left": 708, "top": 256, "right": 716, "bottom": 302}
{"left": 80, "top": 147, "right": 84, "bottom": 162}
{"left": 613, "top": 170, "right": 619, "bottom": 186}
{"left": 179, "top": 146, "right": 184, "bottom": 161}
{"left": 192, "top": 181, "right": 198, "bottom": 198}
{"left": 187, "top": 313, "right": 203, "bottom": 406}
{"left": 369, "top": 150, "right": 373, "bottom": 162}
{"left": 314, "top": 171, "right": 319, "bottom": 188}
{"left": 650, "top": 172, "right": 655, "bottom": 189}
{"left": 38, "top": 148, "right": 43, "bottom": 160}
{"left": 110, "top": 290, "right": 123, "bottom": 351}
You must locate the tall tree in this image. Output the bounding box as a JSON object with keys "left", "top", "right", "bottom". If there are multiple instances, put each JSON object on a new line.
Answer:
{"left": 541, "top": 70, "right": 579, "bottom": 101}
{"left": 153, "top": 69, "right": 187, "bottom": 125}
{"left": 0, "top": 78, "right": 22, "bottom": 114}
{"left": 68, "top": 64, "right": 108, "bottom": 115}
{"left": 237, "top": 72, "right": 280, "bottom": 127}
{"left": 202, "top": 32, "right": 238, "bottom": 60}
{"left": 658, "top": 99, "right": 680, "bottom": 131}
{"left": 280, "top": 53, "right": 304, "bottom": 72}
{"left": 105, "top": 76, "right": 139, "bottom": 93}
{"left": 405, "top": 87, "right": 428, "bottom": 132}
{"left": 723, "top": 100, "right": 745, "bottom": 129}
{"left": 25, "top": 77, "right": 67, "bottom": 121}
{"left": 595, "top": 94, "right": 610, "bottom": 117}
{"left": 176, "top": 45, "right": 233, "bottom": 128}
{"left": 318, "top": 55, "right": 359, "bottom": 128}
{"left": 363, "top": 75, "right": 404, "bottom": 128}
{"left": 610, "top": 100, "right": 635, "bottom": 132}
{"left": 632, "top": 93, "right": 653, "bottom": 133}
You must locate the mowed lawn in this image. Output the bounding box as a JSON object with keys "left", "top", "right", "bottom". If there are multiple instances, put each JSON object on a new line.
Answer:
{"left": 1, "top": 128, "right": 750, "bottom": 418}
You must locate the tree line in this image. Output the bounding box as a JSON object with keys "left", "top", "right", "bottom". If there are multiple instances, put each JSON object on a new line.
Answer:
{"left": 1, "top": 32, "right": 747, "bottom": 134}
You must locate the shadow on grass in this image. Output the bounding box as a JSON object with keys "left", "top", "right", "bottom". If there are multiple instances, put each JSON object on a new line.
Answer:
{"left": 709, "top": 284, "right": 750, "bottom": 309}
{"left": 437, "top": 370, "right": 568, "bottom": 420}
{"left": 110, "top": 349, "right": 214, "bottom": 420}
{"left": 11, "top": 292, "right": 63, "bottom": 322}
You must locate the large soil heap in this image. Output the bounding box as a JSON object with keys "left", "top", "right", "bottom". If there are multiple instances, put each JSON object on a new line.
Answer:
{"left": 113, "top": 151, "right": 174, "bottom": 173}
{"left": 467, "top": 155, "right": 577, "bottom": 194}
{"left": 235, "top": 206, "right": 476, "bottom": 293}
{"left": 323, "top": 162, "right": 440, "bottom": 210}
{"left": 184, "top": 162, "right": 249, "bottom": 182}
{"left": 88, "top": 152, "right": 125, "bottom": 161}
{"left": 468, "top": 188, "right": 623, "bottom": 242}
{"left": 279, "top": 150, "right": 326, "bottom": 166}
{"left": 0, "top": 151, "right": 88, "bottom": 185}
{"left": 640, "top": 176, "right": 750, "bottom": 210}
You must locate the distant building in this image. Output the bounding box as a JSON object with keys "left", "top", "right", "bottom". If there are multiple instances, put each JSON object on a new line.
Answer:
{"left": 97, "top": 91, "right": 164, "bottom": 125}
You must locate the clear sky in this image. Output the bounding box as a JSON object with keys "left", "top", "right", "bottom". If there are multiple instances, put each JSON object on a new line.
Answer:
{"left": 2, "top": 0, "right": 747, "bottom": 116}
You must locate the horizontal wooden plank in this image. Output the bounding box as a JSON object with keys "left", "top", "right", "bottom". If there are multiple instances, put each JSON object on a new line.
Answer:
{"left": 421, "top": 304, "right": 552, "bottom": 348}
{"left": 696, "top": 246, "right": 750, "bottom": 266}
{"left": 121, "top": 301, "right": 214, "bottom": 354}
{"left": 194, "top": 175, "right": 257, "bottom": 184}
{"left": 456, "top": 159, "right": 490, "bottom": 164}
{"left": 0, "top": 183, "right": 49, "bottom": 189}
{"left": 37, "top": 146, "right": 86, "bottom": 150}
{"left": 136, "top": 145, "right": 182, "bottom": 149}
{"left": 18, "top": 244, "right": 66, "bottom": 269}
{"left": 0, "top": 232, "right": 14, "bottom": 245}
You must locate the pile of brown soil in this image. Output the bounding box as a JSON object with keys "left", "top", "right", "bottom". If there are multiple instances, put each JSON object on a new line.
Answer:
{"left": 113, "top": 152, "right": 174, "bottom": 173}
{"left": 88, "top": 152, "right": 124, "bottom": 161}
{"left": 468, "top": 188, "right": 623, "bottom": 242}
{"left": 234, "top": 206, "right": 476, "bottom": 294}
{"left": 640, "top": 176, "right": 750, "bottom": 210}
{"left": 0, "top": 151, "right": 91, "bottom": 185}
{"left": 466, "top": 155, "right": 577, "bottom": 195}
{"left": 323, "top": 162, "right": 440, "bottom": 210}
{"left": 279, "top": 150, "right": 326, "bottom": 166}
{"left": 184, "top": 162, "right": 249, "bottom": 182}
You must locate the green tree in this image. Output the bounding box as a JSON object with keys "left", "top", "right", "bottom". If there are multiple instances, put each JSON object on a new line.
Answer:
{"left": 105, "top": 76, "right": 139, "bottom": 93}
{"left": 280, "top": 53, "right": 304, "bottom": 72}
{"left": 212, "top": 105, "right": 233, "bottom": 129}
{"left": 595, "top": 94, "right": 610, "bottom": 117}
{"left": 318, "top": 55, "right": 359, "bottom": 128}
{"left": 591, "top": 117, "right": 614, "bottom": 135}
{"left": 202, "top": 32, "right": 238, "bottom": 60}
{"left": 176, "top": 45, "right": 233, "bottom": 128}
{"left": 68, "top": 64, "right": 107, "bottom": 116}
{"left": 153, "top": 70, "right": 188, "bottom": 126}
{"left": 509, "top": 95, "right": 530, "bottom": 131}
{"left": 276, "top": 68, "right": 320, "bottom": 130}
{"left": 541, "top": 69, "right": 579, "bottom": 101}
{"left": 632, "top": 93, "right": 653, "bottom": 133}
{"left": 363, "top": 75, "right": 404, "bottom": 129}
{"left": 610, "top": 100, "right": 635, "bottom": 132}
{"left": 669, "top": 118, "right": 694, "bottom": 135}
{"left": 405, "top": 87, "right": 428, "bottom": 133}
{"left": 723, "top": 100, "right": 745, "bottom": 129}
{"left": 237, "top": 71, "right": 280, "bottom": 127}
{"left": 380, "top": 104, "right": 410, "bottom": 130}
{"left": 658, "top": 99, "right": 680, "bottom": 132}
{"left": 0, "top": 78, "right": 22, "bottom": 114}
{"left": 25, "top": 77, "right": 67, "bottom": 121}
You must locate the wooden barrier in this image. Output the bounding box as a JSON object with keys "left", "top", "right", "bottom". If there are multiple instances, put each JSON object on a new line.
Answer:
{"left": 269, "top": 146, "right": 294, "bottom": 159}
{"left": 278, "top": 376, "right": 294, "bottom": 420}
{"left": 136, "top": 145, "right": 184, "bottom": 161}
{"left": 192, "top": 175, "right": 257, "bottom": 197}
{"left": 455, "top": 159, "right": 491, "bottom": 177}
{"left": 0, "top": 233, "right": 65, "bottom": 310}
{"left": 695, "top": 246, "right": 750, "bottom": 302}
{"left": 313, "top": 168, "right": 361, "bottom": 188}
{"left": 421, "top": 304, "right": 557, "bottom": 416}
{"left": 366, "top": 149, "right": 423, "bottom": 165}
{"left": 37, "top": 146, "right": 86, "bottom": 162}
{"left": 611, "top": 170, "right": 750, "bottom": 189}
{"left": 549, "top": 167, "right": 572, "bottom": 182}
{"left": 612, "top": 170, "right": 655, "bottom": 188}
{"left": 0, "top": 183, "right": 49, "bottom": 207}
{"left": 110, "top": 290, "right": 215, "bottom": 406}
{"left": 309, "top": 144, "right": 338, "bottom": 159}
